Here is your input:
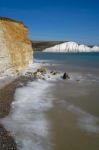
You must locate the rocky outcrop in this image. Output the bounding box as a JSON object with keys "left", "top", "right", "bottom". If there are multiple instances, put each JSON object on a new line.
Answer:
{"left": 0, "top": 17, "right": 33, "bottom": 75}
{"left": 62, "top": 72, "right": 70, "bottom": 80}
{"left": 43, "top": 41, "right": 99, "bottom": 52}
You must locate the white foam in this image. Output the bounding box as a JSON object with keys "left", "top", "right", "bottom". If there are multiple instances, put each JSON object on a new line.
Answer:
{"left": 44, "top": 71, "right": 63, "bottom": 82}
{"left": 22, "top": 62, "right": 41, "bottom": 75}
{"left": 69, "top": 72, "right": 99, "bottom": 84}
{"left": 22, "top": 62, "right": 52, "bottom": 76}
{"left": 69, "top": 73, "right": 84, "bottom": 81}
{"left": 1, "top": 80, "right": 53, "bottom": 150}
{"left": 67, "top": 104, "right": 99, "bottom": 133}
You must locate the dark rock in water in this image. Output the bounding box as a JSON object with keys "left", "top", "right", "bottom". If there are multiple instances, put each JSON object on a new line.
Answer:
{"left": 62, "top": 72, "right": 70, "bottom": 80}
{"left": 25, "top": 72, "right": 33, "bottom": 76}
{"left": 42, "top": 77, "right": 46, "bottom": 80}
{"left": 33, "top": 71, "right": 42, "bottom": 79}
{"left": 25, "top": 72, "right": 34, "bottom": 80}
{"left": 37, "top": 68, "right": 46, "bottom": 74}
{"left": 76, "top": 79, "right": 80, "bottom": 82}
{"left": 48, "top": 75, "right": 50, "bottom": 78}
{"left": 33, "top": 68, "right": 47, "bottom": 79}
{"left": 50, "top": 70, "right": 60, "bottom": 75}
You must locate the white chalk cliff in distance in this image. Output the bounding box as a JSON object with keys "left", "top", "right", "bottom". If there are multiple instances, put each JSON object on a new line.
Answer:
{"left": 43, "top": 42, "right": 99, "bottom": 52}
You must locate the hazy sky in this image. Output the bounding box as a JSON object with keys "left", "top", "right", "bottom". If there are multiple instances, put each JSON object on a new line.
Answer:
{"left": 0, "top": 0, "right": 99, "bottom": 45}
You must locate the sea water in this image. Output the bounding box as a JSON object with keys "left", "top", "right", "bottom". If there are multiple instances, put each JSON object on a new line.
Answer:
{"left": 34, "top": 52, "right": 99, "bottom": 150}
{"left": 34, "top": 52, "right": 99, "bottom": 68}
{"left": 1, "top": 52, "right": 99, "bottom": 150}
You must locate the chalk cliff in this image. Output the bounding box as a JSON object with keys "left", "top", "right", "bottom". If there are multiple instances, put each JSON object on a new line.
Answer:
{"left": 43, "top": 42, "right": 99, "bottom": 52}
{"left": 0, "top": 17, "right": 33, "bottom": 75}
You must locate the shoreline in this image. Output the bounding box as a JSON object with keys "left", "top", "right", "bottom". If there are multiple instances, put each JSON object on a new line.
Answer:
{"left": 0, "top": 75, "right": 35, "bottom": 150}
{"left": 0, "top": 65, "right": 69, "bottom": 149}
{"left": 0, "top": 62, "right": 99, "bottom": 150}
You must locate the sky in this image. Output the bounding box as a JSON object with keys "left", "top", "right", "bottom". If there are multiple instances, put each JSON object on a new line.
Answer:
{"left": 0, "top": 0, "right": 99, "bottom": 45}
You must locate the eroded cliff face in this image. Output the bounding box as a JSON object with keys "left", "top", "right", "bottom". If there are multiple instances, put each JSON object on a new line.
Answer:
{"left": 0, "top": 18, "right": 33, "bottom": 75}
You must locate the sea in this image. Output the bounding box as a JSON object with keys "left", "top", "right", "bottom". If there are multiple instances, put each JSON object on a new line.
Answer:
{"left": 1, "top": 52, "right": 99, "bottom": 150}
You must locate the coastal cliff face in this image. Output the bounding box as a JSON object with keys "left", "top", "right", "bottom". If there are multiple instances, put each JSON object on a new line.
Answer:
{"left": 0, "top": 18, "right": 33, "bottom": 75}
{"left": 43, "top": 42, "right": 99, "bottom": 52}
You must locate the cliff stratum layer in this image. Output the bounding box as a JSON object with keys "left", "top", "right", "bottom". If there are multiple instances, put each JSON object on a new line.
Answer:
{"left": 44, "top": 42, "right": 99, "bottom": 52}
{"left": 0, "top": 17, "right": 33, "bottom": 75}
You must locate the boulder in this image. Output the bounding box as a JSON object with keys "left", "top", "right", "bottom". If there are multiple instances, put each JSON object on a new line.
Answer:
{"left": 50, "top": 70, "right": 60, "bottom": 75}
{"left": 62, "top": 72, "right": 70, "bottom": 80}
{"left": 33, "top": 71, "right": 43, "bottom": 79}
{"left": 37, "top": 68, "right": 47, "bottom": 74}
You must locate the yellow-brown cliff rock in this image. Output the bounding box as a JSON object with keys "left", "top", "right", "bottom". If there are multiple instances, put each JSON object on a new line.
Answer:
{"left": 0, "top": 17, "right": 33, "bottom": 74}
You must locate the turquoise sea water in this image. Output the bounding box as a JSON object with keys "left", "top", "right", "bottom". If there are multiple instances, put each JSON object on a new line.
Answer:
{"left": 34, "top": 52, "right": 99, "bottom": 68}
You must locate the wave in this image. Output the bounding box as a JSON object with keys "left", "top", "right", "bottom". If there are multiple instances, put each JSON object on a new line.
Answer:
{"left": 61, "top": 100, "right": 99, "bottom": 134}
{"left": 0, "top": 80, "right": 53, "bottom": 150}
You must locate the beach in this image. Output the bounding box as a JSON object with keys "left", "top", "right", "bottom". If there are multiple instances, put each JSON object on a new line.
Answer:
{"left": 0, "top": 75, "right": 36, "bottom": 150}
{"left": 0, "top": 52, "right": 99, "bottom": 150}
{"left": 0, "top": 78, "right": 20, "bottom": 150}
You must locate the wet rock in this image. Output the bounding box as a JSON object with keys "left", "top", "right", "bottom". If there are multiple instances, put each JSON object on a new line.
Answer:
{"left": 50, "top": 70, "right": 60, "bottom": 75}
{"left": 42, "top": 77, "right": 46, "bottom": 80}
{"left": 33, "top": 71, "right": 44, "bottom": 79}
{"left": 48, "top": 75, "right": 50, "bottom": 78}
{"left": 32, "top": 68, "right": 47, "bottom": 79}
{"left": 25, "top": 72, "right": 34, "bottom": 81}
{"left": 62, "top": 72, "right": 70, "bottom": 80}
{"left": 36, "top": 72, "right": 42, "bottom": 77}
{"left": 37, "top": 68, "right": 47, "bottom": 74}
{"left": 25, "top": 72, "right": 33, "bottom": 76}
{"left": 76, "top": 79, "right": 80, "bottom": 82}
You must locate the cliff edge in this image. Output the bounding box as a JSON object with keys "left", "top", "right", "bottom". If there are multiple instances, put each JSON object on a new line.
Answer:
{"left": 0, "top": 17, "right": 33, "bottom": 75}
